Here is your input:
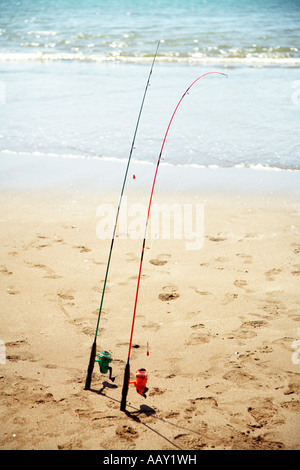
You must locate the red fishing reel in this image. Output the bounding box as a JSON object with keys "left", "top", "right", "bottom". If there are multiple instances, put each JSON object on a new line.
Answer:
{"left": 129, "top": 368, "right": 148, "bottom": 398}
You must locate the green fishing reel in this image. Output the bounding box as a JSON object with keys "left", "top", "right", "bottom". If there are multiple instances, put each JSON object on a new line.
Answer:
{"left": 95, "top": 351, "right": 115, "bottom": 382}
{"left": 95, "top": 350, "right": 112, "bottom": 374}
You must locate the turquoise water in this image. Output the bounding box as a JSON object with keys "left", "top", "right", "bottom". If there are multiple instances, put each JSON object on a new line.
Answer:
{"left": 0, "top": 0, "right": 299, "bottom": 173}
{"left": 1, "top": 0, "right": 300, "bottom": 64}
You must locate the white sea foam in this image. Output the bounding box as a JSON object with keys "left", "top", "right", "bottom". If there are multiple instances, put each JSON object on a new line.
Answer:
{"left": 1, "top": 149, "right": 298, "bottom": 172}
{"left": 0, "top": 51, "right": 299, "bottom": 67}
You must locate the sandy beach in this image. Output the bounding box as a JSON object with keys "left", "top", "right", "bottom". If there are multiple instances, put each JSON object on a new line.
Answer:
{"left": 1, "top": 0, "right": 300, "bottom": 453}
{"left": 0, "top": 155, "right": 299, "bottom": 451}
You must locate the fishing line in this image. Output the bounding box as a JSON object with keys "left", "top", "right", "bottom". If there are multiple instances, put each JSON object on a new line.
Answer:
{"left": 84, "top": 40, "right": 161, "bottom": 391}
{"left": 165, "top": 76, "right": 227, "bottom": 169}
{"left": 120, "top": 71, "right": 228, "bottom": 411}
{"left": 195, "top": 77, "right": 227, "bottom": 140}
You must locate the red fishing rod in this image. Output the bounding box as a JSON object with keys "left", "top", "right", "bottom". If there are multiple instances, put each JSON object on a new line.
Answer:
{"left": 120, "top": 71, "right": 228, "bottom": 411}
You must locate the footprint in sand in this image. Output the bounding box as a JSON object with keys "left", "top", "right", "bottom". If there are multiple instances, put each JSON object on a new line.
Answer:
{"left": 208, "top": 235, "right": 227, "bottom": 242}
{"left": 25, "top": 261, "right": 62, "bottom": 279}
{"left": 52, "top": 236, "right": 64, "bottom": 244}
{"left": 27, "top": 234, "right": 64, "bottom": 251}
{"left": 191, "top": 287, "right": 211, "bottom": 296}
{"left": 73, "top": 245, "right": 91, "bottom": 253}
{"left": 236, "top": 253, "right": 253, "bottom": 264}
{"left": 8, "top": 251, "right": 18, "bottom": 256}
{"left": 143, "top": 321, "right": 162, "bottom": 331}
{"left": 189, "top": 396, "right": 218, "bottom": 411}
{"left": 280, "top": 401, "right": 300, "bottom": 412}
{"left": 272, "top": 336, "right": 295, "bottom": 351}
{"left": 149, "top": 387, "right": 165, "bottom": 397}
{"left": 158, "top": 285, "right": 180, "bottom": 301}
{"left": 215, "top": 257, "right": 229, "bottom": 263}
{"left": 75, "top": 408, "right": 109, "bottom": 420}
{"left": 129, "top": 273, "right": 149, "bottom": 281}
{"left": 7, "top": 288, "right": 20, "bottom": 295}
{"left": 181, "top": 398, "right": 218, "bottom": 437}
{"left": 222, "top": 293, "right": 238, "bottom": 305}
{"left": 173, "top": 433, "right": 207, "bottom": 450}
{"left": 191, "top": 323, "right": 205, "bottom": 330}
{"left": 247, "top": 398, "right": 281, "bottom": 427}
{"left": 6, "top": 339, "right": 28, "bottom": 348}
{"left": 292, "top": 243, "right": 300, "bottom": 254}
{"left": 5, "top": 340, "right": 33, "bottom": 362}
{"left": 149, "top": 253, "right": 171, "bottom": 266}
{"left": 283, "top": 378, "right": 300, "bottom": 396}
{"left": 92, "top": 284, "right": 111, "bottom": 293}
{"left": 126, "top": 252, "right": 139, "bottom": 263}
{"left": 264, "top": 290, "right": 286, "bottom": 305}
{"left": 234, "top": 320, "right": 268, "bottom": 340}
{"left": 82, "top": 326, "right": 97, "bottom": 336}
{"left": 0, "top": 265, "right": 13, "bottom": 276}
{"left": 233, "top": 280, "right": 248, "bottom": 288}
{"left": 43, "top": 364, "right": 58, "bottom": 369}
{"left": 241, "top": 320, "right": 268, "bottom": 329}
{"left": 260, "top": 298, "right": 286, "bottom": 318}
{"left": 149, "top": 259, "right": 167, "bottom": 266}
{"left": 265, "top": 268, "right": 282, "bottom": 281}
{"left": 244, "top": 232, "right": 261, "bottom": 239}
{"left": 223, "top": 369, "right": 255, "bottom": 386}
{"left": 291, "top": 264, "right": 300, "bottom": 276}
{"left": 186, "top": 332, "right": 210, "bottom": 345}
{"left": 57, "top": 290, "right": 76, "bottom": 318}
{"left": 57, "top": 440, "right": 84, "bottom": 450}
{"left": 116, "top": 423, "right": 139, "bottom": 440}
{"left": 57, "top": 291, "right": 75, "bottom": 301}
{"left": 72, "top": 316, "right": 102, "bottom": 336}
{"left": 6, "top": 351, "right": 36, "bottom": 363}
{"left": 164, "top": 411, "right": 180, "bottom": 419}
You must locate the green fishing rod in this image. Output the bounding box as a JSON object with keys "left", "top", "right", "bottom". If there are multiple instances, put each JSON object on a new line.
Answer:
{"left": 84, "top": 40, "right": 161, "bottom": 391}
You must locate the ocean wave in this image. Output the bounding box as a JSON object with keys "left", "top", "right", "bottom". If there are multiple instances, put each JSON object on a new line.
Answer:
{"left": 1, "top": 149, "right": 299, "bottom": 172}
{"left": 0, "top": 51, "right": 299, "bottom": 67}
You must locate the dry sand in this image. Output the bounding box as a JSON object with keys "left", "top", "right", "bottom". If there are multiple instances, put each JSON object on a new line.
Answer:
{"left": 0, "top": 184, "right": 300, "bottom": 450}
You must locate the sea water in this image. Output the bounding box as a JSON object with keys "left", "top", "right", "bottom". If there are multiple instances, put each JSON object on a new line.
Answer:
{"left": 0, "top": 0, "right": 299, "bottom": 183}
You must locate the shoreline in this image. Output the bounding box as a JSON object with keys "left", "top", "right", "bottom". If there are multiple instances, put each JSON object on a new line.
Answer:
{"left": 1, "top": 51, "right": 300, "bottom": 67}
{"left": 1, "top": 152, "right": 300, "bottom": 200}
